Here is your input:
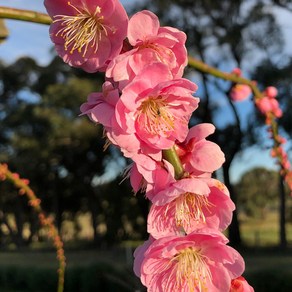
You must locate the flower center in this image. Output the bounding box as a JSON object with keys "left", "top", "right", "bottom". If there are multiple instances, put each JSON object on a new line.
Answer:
{"left": 173, "top": 247, "right": 211, "bottom": 292}
{"left": 137, "top": 96, "right": 175, "bottom": 135}
{"left": 138, "top": 41, "right": 173, "bottom": 66}
{"left": 53, "top": 2, "right": 116, "bottom": 56}
{"left": 175, "top": 193, "right": 211, "bottom": 229}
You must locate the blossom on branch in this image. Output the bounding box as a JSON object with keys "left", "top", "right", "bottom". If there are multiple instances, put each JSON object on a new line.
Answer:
{"left": 230, "top": 84, "right": 252, "bottom": 102}
{"left": 45, "top": 0, "right": 128, "bottom": 72}
{"left": 115, "top": 63, "right": 199, "bottom": 151}
{"left": 106, "top": 10, "right": 188, "bottom": 88}
{"left": 148, "top": 177, "right": 235, "bottom": 238}
{"left": 46, "top": 3, "right": 256, "bottom": 291}
{"left": 134, "top": 229, "right": 245, "bottom": 292}
{"left": 256, "top": 96, "right": 282, "bottom": 120}
{"left": 229, "top": 68, "right": 252, "bottom": 102}
{"left": 230, "top": 276, "right": 254, "bottom": 292}
{"left": 175, "top": 123, "right": 225, "bottom": 174}
{"left": 80, "top": 81, "right": 119, "bottom": 129}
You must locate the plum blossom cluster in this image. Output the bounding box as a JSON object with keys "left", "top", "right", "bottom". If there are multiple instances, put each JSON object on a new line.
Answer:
{"left": 256, "top": 86, "right": 283, "bottom": 123}
{"left": 230, "top": 71, "right": 292, "bottom": 195}
{"left": 45, "top": 0, "right": 254, "bottom": 290}
{"left": 257, "top": 87, "right": 292, "bottom": 193}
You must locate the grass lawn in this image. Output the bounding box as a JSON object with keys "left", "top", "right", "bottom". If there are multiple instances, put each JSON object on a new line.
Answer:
{"left": 240, "top": 211, "right": 292, "bottom": 247}
{"left": 0, "top": 247, "right": 145, "bottom": 292}
{"left": 0, "top": 211, "right": 292, "bottom": 291}
{"left": 1, "top": 247, "right": 292, "bottom": 292}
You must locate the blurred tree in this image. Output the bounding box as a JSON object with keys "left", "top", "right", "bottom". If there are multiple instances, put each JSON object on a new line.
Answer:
{"left": 0, "top": 56, "right": 147, "bottom": 247}
{"left": 235, "top": 167, "right": 278, "bottom": 218}
{"left": 249, "top": 55, "right": 292, "bottom": 249}
{"left": 273, "top": 0, "right": 292, "bottom": 11}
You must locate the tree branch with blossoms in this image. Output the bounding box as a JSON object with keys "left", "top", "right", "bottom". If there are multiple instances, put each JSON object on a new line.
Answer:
{"left": 0, "top": 5, "right": 289, "bottom": 192}
{"left": 188, "top": 56, "right": 292, "bottom": 193}
{"left": 0, "top": 1, "right": 291, "bottom": 291}
{"left": 0, "top": 163, "right": 66, "bottom": 292}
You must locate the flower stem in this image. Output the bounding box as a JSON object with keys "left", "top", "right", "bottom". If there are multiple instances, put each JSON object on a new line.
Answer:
{"left": 188, "top": 56, "right": 262, "bottom": 99}
{"left": 163, "top": 147, "right": 184, "bottom": 180}
{"left": 0, "top": 6, "right": 51, "bottom": 25}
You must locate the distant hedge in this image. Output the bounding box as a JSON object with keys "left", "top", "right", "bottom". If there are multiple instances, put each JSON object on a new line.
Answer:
{"left": 0, "top": 262, "right": 144, "bottom": 292}
{"left": 1, "top": 264, "right": 291, "bottom": 292}
{"left": 246, "top": 269, "right": 292, "bottom": 292}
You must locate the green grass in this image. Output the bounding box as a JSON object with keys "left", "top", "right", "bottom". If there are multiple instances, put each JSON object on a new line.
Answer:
{"left": 242, "top": 250, "right": 292, "bottom": 292}
{"left": 1, "top": 245, "right": 292, "bottom": 291}
{"left": 0, "top": 248, "right": 144, "bottom": 292}
{"left": 240, "top": 211, "right": 292, "bottom": 247}
{"left": 0, "top": 211, "right": 291, "bottom": 291}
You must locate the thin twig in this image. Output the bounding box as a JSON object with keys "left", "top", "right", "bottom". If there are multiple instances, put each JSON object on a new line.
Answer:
{"left": 0, "top": 163, "right": 66, "bottom": 292}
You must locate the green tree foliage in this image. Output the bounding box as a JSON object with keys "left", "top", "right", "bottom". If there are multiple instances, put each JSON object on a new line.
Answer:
{"left": 235, "top": 167, "right": 279, "bottom": 218}
{"left": 0, "top": 56, "right": 147, "bottom": 247}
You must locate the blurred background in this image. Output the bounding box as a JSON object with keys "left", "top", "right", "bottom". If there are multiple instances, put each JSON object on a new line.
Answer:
{"left": 0, "top": 0, "right": 292, "bottom": 291}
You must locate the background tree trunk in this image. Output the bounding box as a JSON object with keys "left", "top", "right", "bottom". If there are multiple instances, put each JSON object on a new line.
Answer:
{"left": 224, "top": 164, "right": 242, "bottom": 247}
{"left": 279, "top": 174, "right": 287, "bottom": 248}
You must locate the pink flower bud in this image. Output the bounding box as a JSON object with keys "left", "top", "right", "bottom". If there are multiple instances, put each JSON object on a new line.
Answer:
{"left": 230, "top": 84, "right": 252, "bottom": 102}
{"left": 265, "top": 86, "right": 278, "bottom": 99}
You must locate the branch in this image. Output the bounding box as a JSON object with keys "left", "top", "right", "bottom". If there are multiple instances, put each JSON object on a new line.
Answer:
{"left": 188, "top": 56, "right": 262, "bottom": 98}
{"left": 0, "top": 163, "right": 65, "bottom": 292}
{"left": 163, "top": 147, "right": 185, "bottom": 179}
{"left": 0, "top": 7, "right": 51, "bottom": 25}
{"left": 188, "top": 55, "right": 292, "bottom": 195}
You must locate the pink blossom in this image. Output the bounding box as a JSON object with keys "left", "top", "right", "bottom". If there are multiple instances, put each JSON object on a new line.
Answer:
{"left": 256, "top": 97, "right": 271, "bottom": 114}
{"left": 148, "top": 178, "right": 235, "bottom": 238}
{"left": 45, "top": 0, "right": 128, "bottom": 72}
{"left": 264, "top": 86, "right": 278, "bottom": 99}
{"left": 230, "top": 68, "right": 252, "bottom": 101}
{"left": 232, "top": 68, "right": 242, "bottom": 76}
{"left": 80, "top": 81, "right": 119, "bottom": 129}
{"left": 115, "top": 63, "right": 199, "bottom": 151}
{"left": 230, "top": 276, "right": 254, "bottom": 292}
{"left": 80, "top": 81, "right": 161, "bottom": 160}
{"left": 129, "top": 157, "right": 176, "bottom": 200}
{"left": 230, "top": 84, "right": 252, "bottom": 102}
{"left": 106, "top": 10, "right": 188, "bottom": 88}
{"left": 256, "top": 96, "right": 282, "bottom": 118}
{"left": 134, "top": 228, "right": 245, "bottom": 292}
{"left": 106, "top": 118, "right": 163, "bottom": 160}
{"left": 176, "top": 123, "right": 225, "bottom": 174}
{"left": 80, "top": 81, "right": 150, "bottom": 160}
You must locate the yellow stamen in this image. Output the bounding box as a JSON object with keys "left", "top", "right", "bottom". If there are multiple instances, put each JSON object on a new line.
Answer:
{"left": 139, "top": 41, "right": 173, "bottom": 64}
{"left": 53, "top": 2, "right": 116, "bottom": 57}
{"left": 175, "top": 193, "right": 212, "bottom": 228}
{"left": 172, "top": 247, "right": 212, "bottom": 292}
{"left": 137, "top": 96, "right": 175, "bottom": 135}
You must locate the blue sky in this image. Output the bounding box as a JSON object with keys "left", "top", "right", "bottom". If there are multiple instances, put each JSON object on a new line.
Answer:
{"left": 0, "top": 0, "right": 290, "bottom": 183}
